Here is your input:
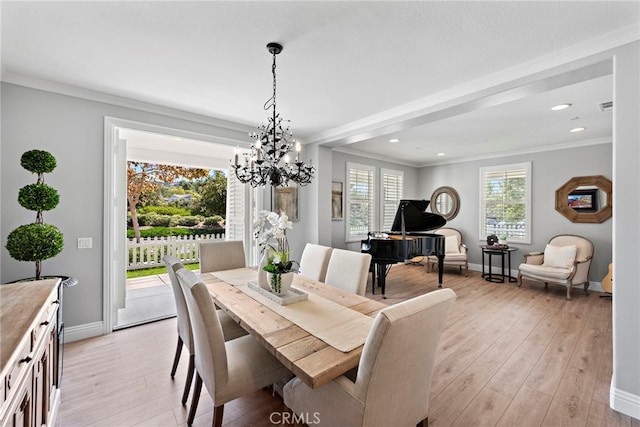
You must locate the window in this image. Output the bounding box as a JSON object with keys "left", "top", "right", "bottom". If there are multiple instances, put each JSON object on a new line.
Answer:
{"left": 346, "top": 163, "right": 375, "bottom": 242}
{"left": 479, "top": 162, "right": 531, "bottom": 244}
{"left": 380, "top": 168, "right": 403, "bottom": 230}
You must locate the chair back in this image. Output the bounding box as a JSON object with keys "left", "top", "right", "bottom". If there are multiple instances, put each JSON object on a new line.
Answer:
{"left": 200, "top": 240, "right": 246, "bottom": 273}
{"left": 324, "top": 249, "right": 372, "bottom": 296}
{"left": 549, "top": 234, "right": 594, "bottom": 284}
{"left": 176, "top": 268, "right": 229, "bottom": 394}
{"left": 354, "top": 288, "right": 456, "bottom": 426}
{"left": 434, "top": 227, "right": 463, "bottom": 253}
{"left": 163, "top": 255, "right": 193, "bottom": 353}
{"left": 298, "top": 243, "right": 333, "bottom": 282}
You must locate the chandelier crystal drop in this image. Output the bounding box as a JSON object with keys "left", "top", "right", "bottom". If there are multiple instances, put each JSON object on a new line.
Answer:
{"left": 232, "top": 42, "right": 315, "bottom": 187}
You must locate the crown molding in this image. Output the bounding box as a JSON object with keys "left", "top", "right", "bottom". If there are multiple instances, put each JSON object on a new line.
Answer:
{"left": 1, "top": 72, "right": 255, "bottom": 136}
{"left": 310, "top": 24, "right": 638, "bottom": 147}
{"left": 418, "top": 138, "right": 612, "bottom": 168}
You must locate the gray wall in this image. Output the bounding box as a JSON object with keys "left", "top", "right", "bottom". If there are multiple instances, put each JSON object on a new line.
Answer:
{"left": 418, "top": 143, "right": 613, "bottom": 282}
{"left": 330, "top": 150, "right": 420, "bottom": 251}
{"left": 1, "top": 83, "right": 249, "bottom": 328}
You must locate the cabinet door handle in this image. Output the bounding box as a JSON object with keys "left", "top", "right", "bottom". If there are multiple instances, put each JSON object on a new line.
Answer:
{"left": 52, "top": 300, "right": 60, "bottom": 305}
{"left": 19, "top": 356, "right": 32, "bottom": 364}
{"left": 41, "top": 320, "right": 50, "bottom": 326}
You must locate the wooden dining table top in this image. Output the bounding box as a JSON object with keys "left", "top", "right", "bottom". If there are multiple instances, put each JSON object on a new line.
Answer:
{"left": 200, "top": 270, "right": 388, "bottom": 389}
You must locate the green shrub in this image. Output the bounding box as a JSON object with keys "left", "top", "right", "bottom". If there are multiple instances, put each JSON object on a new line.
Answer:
{"left": 127, "top": 226, "right": 225, "bottom": 239}
{"left": 20, "top": 150, "right": 57, "bottom": 174}
{"left": 203, "top": 215, "right": 224, "bottom": 227}
{"left": 18, "top": 183, "right": 60, "bottom": 212}
{"left": 139, "top": 206, "right": 192, "bottom": 216}
{"left": 6, "top": 223, "right": 64, "bottom": 261}
{"left": 170, "top": 215, "right": 199, "bottom": 227}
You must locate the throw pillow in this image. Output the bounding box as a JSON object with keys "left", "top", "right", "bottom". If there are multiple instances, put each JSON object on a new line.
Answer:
{"left": 445, "top": 235, "right": 460, "bottom": 254}
{"left": 543, "top": 244, "right": 577, "bottom": 268}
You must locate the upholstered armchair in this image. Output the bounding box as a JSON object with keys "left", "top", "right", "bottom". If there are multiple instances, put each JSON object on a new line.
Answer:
{"left": 284, "top": 288, "right": 456, "bottom": 427}
{"left": 518, "top": 234, "right": 594, "bottom": 300}
{"left": 426, "top": 228, "right": 468, "bottom": 276}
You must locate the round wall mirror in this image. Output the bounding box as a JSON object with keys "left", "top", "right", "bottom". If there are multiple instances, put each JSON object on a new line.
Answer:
{"left": 430, "top": 186, "right": 460, "bottom": 220}
{"left": 555, "top": 175, "right": 612, "bottom": 223}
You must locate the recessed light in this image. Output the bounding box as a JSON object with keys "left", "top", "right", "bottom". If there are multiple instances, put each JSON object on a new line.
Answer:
{"left": 389, "top": 138, "right": 399, "bottom": 143}
{"left": 173, "top": 137, "right": 183, "bottom": 141}
{"left": 437, "top": 153, "right": 446, "bottom": 156}
{"left": 552, "top": 103, "right": 572, "bottom": 111}
{"left": 569, "top": 127, "right": 586, "bottom": 133}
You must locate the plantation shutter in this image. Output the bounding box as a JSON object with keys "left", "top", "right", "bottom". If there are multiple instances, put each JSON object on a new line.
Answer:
{"left": 346, "top": 162, "right": 375, "bottom": 241}
{"left": 480, "top": 162, "right": 531, "bottom": 244}
{"left": 381, "top": 169, "right": 403, "bottom": 231}
{"left": 225, "top": 168, "right": 245, "bottom": 241}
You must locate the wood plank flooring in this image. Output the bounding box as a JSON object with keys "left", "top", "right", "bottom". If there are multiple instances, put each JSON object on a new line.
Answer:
{"left": 57, "top": 264, "right": 638, "bottom": 426}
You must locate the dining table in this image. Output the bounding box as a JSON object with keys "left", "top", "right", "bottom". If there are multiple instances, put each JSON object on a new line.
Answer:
{"left": 200, "top": 267, "right": 388, "bottom": 389}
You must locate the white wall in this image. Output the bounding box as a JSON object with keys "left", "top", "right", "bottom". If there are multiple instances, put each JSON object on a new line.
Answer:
{"left": 611, "top": 41, "right": 640, "bottom": 419}
{"left": 418, "top": 143, "right": 613, "bottom": 283}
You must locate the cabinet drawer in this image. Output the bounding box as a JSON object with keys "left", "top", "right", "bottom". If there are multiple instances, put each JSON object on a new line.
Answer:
{"left": 4, "top": 339, "right": 32, "bottom": 403}
{"left": 34, "top": 305, "right": 56, "bottom": 345}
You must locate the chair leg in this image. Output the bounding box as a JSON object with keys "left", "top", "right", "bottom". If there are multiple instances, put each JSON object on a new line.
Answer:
{"left": 212, "top": 405, "right": 224, "bottom": 427}
{"left": 567, "top": 285, "right": 572, "bottom": 301}
{"left": 517, "top": 273, "right": 523, "bottom": 287}
{"left": 187, "top": 373, "right": 203, "bottom": 426}
{"left": 171, "top": 336, "right": 183, "bottom": 378}
{"left": 417, "top": 417, "right": 428, "bottom": 427}
{"left": 182, "top": 354, "right": 195, "bottom": 405}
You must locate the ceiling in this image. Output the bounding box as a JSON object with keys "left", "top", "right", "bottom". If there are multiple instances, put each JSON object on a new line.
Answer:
{"left": 2, "top": 1, "right": 638, "bottom": 167}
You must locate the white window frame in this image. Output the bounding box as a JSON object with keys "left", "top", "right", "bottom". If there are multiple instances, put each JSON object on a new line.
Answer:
{"left": 479, "top": 162, "right": 532, "bottom": 244}
{"left": 346, "top": 162, "right": 376, "bottom": 242}
{"left": 380, "top": 168, "right": 404, "bottom": 231}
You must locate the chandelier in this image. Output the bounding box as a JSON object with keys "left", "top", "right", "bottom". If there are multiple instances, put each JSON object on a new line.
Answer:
{"left": 232, "top": 42, "right": 315, "bottom": 187}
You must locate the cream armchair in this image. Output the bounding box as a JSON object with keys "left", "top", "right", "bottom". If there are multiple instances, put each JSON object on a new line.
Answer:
{"left": 426, "top": 228, "right": 468, "bottom": 276}
{"left": 518, "top": 234, "right": 594, "bottom": 300}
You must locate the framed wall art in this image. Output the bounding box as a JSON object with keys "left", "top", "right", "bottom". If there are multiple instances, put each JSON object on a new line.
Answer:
{"left": 332, "top": 181, "right": 343, "bottom": 220}
{"left": 272, "top": 183, "right": 299, "bottom": 221}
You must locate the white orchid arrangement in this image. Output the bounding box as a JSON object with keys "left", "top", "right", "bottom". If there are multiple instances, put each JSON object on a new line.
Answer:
{"left": 254, "top": 210, "right": 298, "bottom": 274}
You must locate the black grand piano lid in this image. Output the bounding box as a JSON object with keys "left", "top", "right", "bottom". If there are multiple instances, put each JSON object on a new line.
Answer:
{"left": 390, "top": 199, "right": 447, "bottom": 232}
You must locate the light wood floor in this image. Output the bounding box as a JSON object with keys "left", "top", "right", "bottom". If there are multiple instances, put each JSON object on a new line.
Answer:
{"left": 57, "top": 265, "right": 638, "bottom": 427}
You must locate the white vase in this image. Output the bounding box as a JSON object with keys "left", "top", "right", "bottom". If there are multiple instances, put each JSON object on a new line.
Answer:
{"left": 258, "top": 251, "right": 270, "bottom": 290}
{"left": 266, "top": 272, "right": 294, "bottom": 296}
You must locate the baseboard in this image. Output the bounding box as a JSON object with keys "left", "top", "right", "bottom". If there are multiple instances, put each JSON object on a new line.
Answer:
{"left": 610, "top": 385, "right": 640, "bottom": 420}
{"left": 467, "top": 263, "right": 605, "bottom": 292}
{"left": 64, "top": 321, "right": 105, "bottom": 343}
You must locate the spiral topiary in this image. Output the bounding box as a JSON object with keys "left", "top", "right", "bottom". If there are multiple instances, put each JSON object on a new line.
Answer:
{"left": 6, "top": 150, "right": 64, "bottom": 279}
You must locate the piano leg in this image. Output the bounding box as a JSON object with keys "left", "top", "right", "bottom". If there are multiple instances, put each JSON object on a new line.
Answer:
{"left": 373, "top": 262, "right": 389, "bottom": 298}
{"left": 437, "top": 254, "right": 445, "bottom": 288}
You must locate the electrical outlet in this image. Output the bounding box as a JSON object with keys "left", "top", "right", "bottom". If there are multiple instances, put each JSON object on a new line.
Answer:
{"left": 77, "top": 237, "right": 92, "bottom": 249}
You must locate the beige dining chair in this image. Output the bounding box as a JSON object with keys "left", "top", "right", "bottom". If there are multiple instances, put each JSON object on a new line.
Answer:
{"left": 298, "top": 243, "right": 333, "bottom": 282}
{"left": 284, "top": 288, "right": 456, "bottom": 427}
{"left": 199, "top": 240, "right": 246, "bottom": 273}
{"left": 162, "top": 256, "right": 246, "bottom": 408}
{"left": 324, "top": 249, "right": 372, "bottom": 296}
{"left": 176, "top": 268, "right": 291, "bottom": 427}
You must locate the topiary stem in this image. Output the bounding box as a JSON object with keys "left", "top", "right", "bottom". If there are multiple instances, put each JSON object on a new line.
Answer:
{"left": 36, "top": 261, "right": 42, "bottom": 280}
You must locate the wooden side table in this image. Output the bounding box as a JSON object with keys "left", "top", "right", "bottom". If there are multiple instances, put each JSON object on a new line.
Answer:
{"left": 480, "top": 245, "right": 519, "bottom": 283}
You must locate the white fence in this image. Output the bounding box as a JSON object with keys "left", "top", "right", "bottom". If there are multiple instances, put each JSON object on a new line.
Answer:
{"left": 127, "top": 234, "right": 225, "bottom": 270}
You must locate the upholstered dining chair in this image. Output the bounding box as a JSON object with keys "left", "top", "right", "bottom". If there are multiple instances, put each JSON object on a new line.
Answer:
{"left": 426, "top": 227, "right": 469, "bottom": 276}
{"left": 199, "top": 240, "right": 246, "bottom": 273}
{"left": 284, "top": 288, "right": 456, "bottom": 427}
{"left": 162, "top": 256, "right": 246, "bottom": 408}
{"left": 175, "top": 268, "right": 291, "bottom": 427}
{"left": 517, "top": 234, "right": 594, "bottom": 300}
{"left": 324, "top": 249, "right": 372, "bottom": 296}
{"left": 298, "top": 243, "right": 333, "bottom": 282}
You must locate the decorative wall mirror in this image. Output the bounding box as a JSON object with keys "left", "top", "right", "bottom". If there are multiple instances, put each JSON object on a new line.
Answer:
{"left": 430, "top": 186, "right": 460, "bottom": 221}
{"left": 555, "top": 175, "right": 612, "bottom": 223}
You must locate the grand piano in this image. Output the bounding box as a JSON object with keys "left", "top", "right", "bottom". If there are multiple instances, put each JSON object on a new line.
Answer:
{"left": 361, "top": 199, "right": 447, "bottom": 297}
